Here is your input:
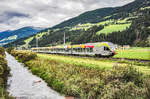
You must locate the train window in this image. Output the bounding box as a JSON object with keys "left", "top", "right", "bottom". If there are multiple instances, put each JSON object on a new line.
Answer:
{"left": 81, "top": 48, "right": 83, "bottom": 52}
{"left": 80, "top": 48, "right": 82, "bottom": 52}
{"left": 104, "top": 47, "right": 110, "bottom": 51}
{"left": 87, "top": 48, "right": 90, "bottom": 52}
{"left": 75, "top": 48, "right": 78, "bottom": 52}
{"left": 84, "top": 48, "right": 87, "bottom": 52}
{"left": 90, "top": 48, "right": 93, "bottom": 52}
{"left": 66, "top": 49, "right": 69, "bottom": 52}
{"left": 84, "top": 48, "right": 86, "bottom": 52}
{"left": 77, "top": 48, "right": 80, "bottom": 52}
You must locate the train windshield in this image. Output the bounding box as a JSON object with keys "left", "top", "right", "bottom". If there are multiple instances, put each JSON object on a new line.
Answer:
{"left": 107, "top": 42, "right": 116, "bottom": 51}
{"left": 104, "top": 47, "right": 110, "bottom": 51}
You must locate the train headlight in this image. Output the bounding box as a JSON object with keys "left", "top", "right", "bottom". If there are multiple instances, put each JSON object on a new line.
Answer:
{"left": 112, "top": 50, "right": 117, "bottom": 55}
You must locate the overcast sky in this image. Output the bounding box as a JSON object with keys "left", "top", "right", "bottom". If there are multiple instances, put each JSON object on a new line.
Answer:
{"left": 0, "top": 0, "right": 134, "bottom": 32}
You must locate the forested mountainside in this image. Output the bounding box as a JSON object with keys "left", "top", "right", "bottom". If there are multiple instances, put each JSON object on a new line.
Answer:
{"left": 0, "top": 26, "right": 43, "bottom": 46}
{"left": 5, "top": 0, "right": 150, "bottom": 48}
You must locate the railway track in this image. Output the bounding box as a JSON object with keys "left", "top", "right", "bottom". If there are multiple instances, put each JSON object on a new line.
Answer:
{"left": 38, "top": 52, "right": 150, "bottom": 63}
{"left": 70, "top": 54, "right": 150, "bottom": 63}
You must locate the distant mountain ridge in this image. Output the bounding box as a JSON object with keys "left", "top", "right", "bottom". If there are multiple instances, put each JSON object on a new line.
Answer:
{"left": 0, "top": 26, "right": 44, "bottom": 46}
{"left": 4, "top": 0, "right": 150, "bottom": 48}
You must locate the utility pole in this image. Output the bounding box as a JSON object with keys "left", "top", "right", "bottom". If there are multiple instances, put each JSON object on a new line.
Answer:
{"left": 36, "top": 36, "right": 38, "bottom": 48}
{"left": 64, "top": 32, "right": 65, "bottom": 45}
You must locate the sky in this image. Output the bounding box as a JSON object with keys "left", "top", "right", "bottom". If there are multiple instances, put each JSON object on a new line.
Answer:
{"left": 0, "top": 0, "right": 134, "bottom": 32}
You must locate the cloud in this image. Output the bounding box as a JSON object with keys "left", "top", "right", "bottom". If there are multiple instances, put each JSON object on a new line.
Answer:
{"left": 0, "top": 0, "right": 134, "bottom": 32}
{"left": 0, "top": 11, "right": 29, "bottom": 24}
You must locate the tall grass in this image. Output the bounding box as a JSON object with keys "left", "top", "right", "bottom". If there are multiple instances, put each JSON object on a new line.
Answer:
{"left": 10, "top": 50, "right": 150, "bottom": 99}
{"left": 0, "top": 47, "right": 13, "bottom": 99}
{"left": 38, "top": 54, "right": 150, "bottom": 75}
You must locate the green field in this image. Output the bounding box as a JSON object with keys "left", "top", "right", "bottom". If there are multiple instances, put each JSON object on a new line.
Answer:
{"left": 140, "top": 6, "right": 150, "bottom": 10}
{"left": 114, "top": 47, "right": 150, "bottom": 60}
{"left": 96, "top": 23, "right": 131, "bottom": 34}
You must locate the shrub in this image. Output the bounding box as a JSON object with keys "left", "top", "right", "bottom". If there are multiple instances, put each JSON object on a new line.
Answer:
{"left": 144, "top": 78, "right": 150, "bottom": 98}
{"left": 0, "top": 47, "right": 5, "bottom": 56}
{"left": 6, "top": 47, "right": 14, "bottom": 54}
{"left": 106, "top": 65, "right": 143, "bottom": 86}
{"left": 10, "top": 50, "right": 37, "bottom": 62}
{"left": 0, "top": 65, "right": 4, "bottom": 75}
{"left": 0, "top": 48, "right": 13, "bottom": 98}
{"left": 101, "top": 82, "right": 145, "bottom": 99}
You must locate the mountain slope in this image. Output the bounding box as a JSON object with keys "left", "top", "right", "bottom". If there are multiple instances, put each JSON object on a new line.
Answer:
{"left": 5, "top": 0, "right": 150, "bottom": 48}
{"left": 53, "top": 7, "right": 116, "bottom": 28}
{"left": 0, "top": 27, "right": 43, "bottom": 46}
{"left": 53, "top": 0, "right": 148, "bottom": 29}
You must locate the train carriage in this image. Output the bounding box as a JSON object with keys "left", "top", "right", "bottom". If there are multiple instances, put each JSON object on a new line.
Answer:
{"left": 31, "top": 42, "right": 116, "bottom": 57}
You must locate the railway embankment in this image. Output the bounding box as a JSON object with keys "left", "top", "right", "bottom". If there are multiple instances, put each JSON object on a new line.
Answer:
{"left": 0, "top": 47, "right": 13, "bottom": 99}
{"left": 8, "top": 49, "right": 150, "bottom": 99}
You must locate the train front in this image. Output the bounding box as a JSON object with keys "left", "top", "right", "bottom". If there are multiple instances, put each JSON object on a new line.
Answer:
{"left": 108, "top": 42, "right": 117, "bottom": 56}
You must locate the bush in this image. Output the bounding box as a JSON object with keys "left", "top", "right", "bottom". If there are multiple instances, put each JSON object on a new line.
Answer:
{"left": 6, "top": 47, "right": 14, "bottom": 54}
{"left": 0, "top": 47, "right": 5, "bottom": 56}
{"left": 0, "top": 48, "right": 13, "bottom": 98}
{"left": 144, "top": 78, "right": 150, "bottom": 98}
{"left": 106, "top": 65, "right": 143, "bottom": 86}
{"left": 101, "top": 82, "right": 145, "bottom": 99}
{"left": 10, "top": 50, "right": 37, "bottom": 62}
{"left": 0, "top": 65, "right": 4, "bottom": 75}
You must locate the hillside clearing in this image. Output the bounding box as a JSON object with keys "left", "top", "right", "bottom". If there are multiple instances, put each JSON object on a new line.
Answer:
{"left": 96, "top": 23, "right": 131, "bottom": 34}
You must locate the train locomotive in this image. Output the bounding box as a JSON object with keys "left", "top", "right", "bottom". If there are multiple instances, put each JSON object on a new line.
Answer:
{"left": 31, "top": 42, "right": 117, "bottom": 57}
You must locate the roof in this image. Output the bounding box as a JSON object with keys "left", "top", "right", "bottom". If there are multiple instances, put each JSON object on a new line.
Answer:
{"left": 31, "top": 42, "right": 115, "bottom": 49}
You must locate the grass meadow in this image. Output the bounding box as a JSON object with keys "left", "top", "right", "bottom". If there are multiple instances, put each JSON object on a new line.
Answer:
{"left": 9, "top": 49, "right": 150, "bottom": 99}
{"left": 114, "top": 47, "right": 150, "bottom": 60}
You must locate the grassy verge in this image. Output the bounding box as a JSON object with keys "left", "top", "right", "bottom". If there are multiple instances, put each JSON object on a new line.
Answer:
{"left": 114, "top": 47, "right": 150, "bottom": 60}
{"left": 9, "top": 50, "right": 150, "bottom": 99}
{"left": 38, "top": 54, "right": 150, "bottom": 75}
{"left": 0, "top": 47, "right": 13, "bottom": 99}
{"left": 38, "top": 54, "right": 116, "bottom": 70}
